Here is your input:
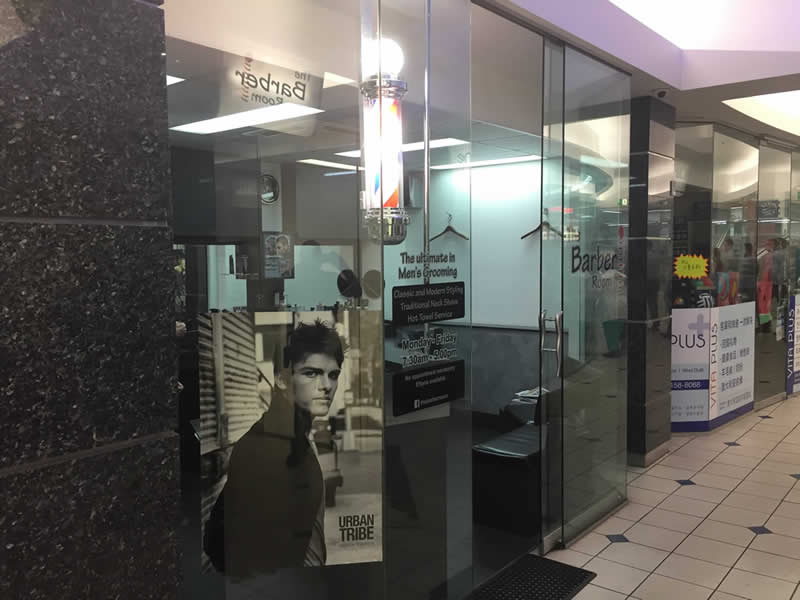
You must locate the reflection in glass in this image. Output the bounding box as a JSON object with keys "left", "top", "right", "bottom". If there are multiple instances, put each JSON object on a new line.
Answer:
{"left": 756, "top": 144, "right": 792, "bottom": 402}
{"left": 560, "top": 47, "right": 630, "bottom": 542}
{"left": 711, "top": 131, "right": 759, "bottom": 305}
{"left": 167, "top": 1, "right": 386, "bottom": 598}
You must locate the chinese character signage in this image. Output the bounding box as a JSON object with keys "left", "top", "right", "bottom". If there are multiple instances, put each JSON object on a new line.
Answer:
{"left": 672, "top": 302, "right": 755, "bottom": 431}
{"left": 787, "top": 295, "right": 800, "bottom": 395}
{"left": 673, "top": 254, "right": 709, "bottom": 279}
{"left": 708, "top": 302, "right": 755, "bottom": 421}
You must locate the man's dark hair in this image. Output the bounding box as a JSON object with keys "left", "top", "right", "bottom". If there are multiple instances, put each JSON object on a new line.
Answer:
{"left": 284, "top": 319, "right": 346, "bottom": 369}
{"left": 282, "top": 320, "right": 346, "bottom": 468}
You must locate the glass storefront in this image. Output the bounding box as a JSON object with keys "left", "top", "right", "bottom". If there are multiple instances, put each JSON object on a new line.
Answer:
{"left": 165, "top": 1, "right": 630, "bottom": 597}
{"left": 756, "top": 144, "right": 793, "bottom": 403}
{"left": 673, "top": 124, "right": 799, "bottom": 432}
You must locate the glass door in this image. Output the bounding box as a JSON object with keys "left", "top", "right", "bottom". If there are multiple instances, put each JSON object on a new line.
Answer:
{"left": 468, "top": 3, "right": 550, "bottom": 582}
{"left": 540, "top": 45, "right": 631, "bottom": 546}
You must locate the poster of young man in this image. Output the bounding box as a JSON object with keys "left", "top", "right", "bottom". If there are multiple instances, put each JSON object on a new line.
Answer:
{"left": 197, "top": 310, "right": 382, "bottom": 579}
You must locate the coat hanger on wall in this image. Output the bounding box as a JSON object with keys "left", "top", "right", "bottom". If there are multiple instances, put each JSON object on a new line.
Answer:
{"left": 430, "top": 213, "right": 469, "bottom": 242}
{"left": 520, "top": 220, "right": 563, "bottom": 240}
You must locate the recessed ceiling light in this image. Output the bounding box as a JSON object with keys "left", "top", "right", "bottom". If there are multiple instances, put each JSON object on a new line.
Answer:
{"left": 166, "top": 75, "right": 185, "bottom": 86}
{"left": 171, "top": 103, "right": 323, "bottom": 135}
{"left": 724, "top": 90, "right": 800, "bottom": 138}
{"left": 297, "top": 159, "right": 362, "bottom": 171}
{"left": 336, "top": 137, "right": 468, "bottom": 158}
{"left": 431, "top": 155, "right": 541, "bottom": 170}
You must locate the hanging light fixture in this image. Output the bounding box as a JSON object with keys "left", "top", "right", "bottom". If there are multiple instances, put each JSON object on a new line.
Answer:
{"left": 360, "top": 37, "right": 408, "bottom": 244}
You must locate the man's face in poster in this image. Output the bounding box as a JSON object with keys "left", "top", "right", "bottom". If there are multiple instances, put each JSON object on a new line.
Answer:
{"left": 290, "top": 353, "right": 341, "bottom": 417}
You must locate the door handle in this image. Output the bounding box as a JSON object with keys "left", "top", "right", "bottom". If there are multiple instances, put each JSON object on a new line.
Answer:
{"left": 540, "top": 310, "right": 563, "bottom": 378}
{"left": 539, "top": 310, "right": 547, "bottom": 353}
{"left": 555, "top": 311, "right": 563, "bottom": 378}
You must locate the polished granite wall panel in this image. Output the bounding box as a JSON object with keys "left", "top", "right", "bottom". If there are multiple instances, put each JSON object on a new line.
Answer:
{"left": 0, "top": 222, "right": 176, "bottom": 468}
{"left": 0, "top": 436, "right": 179, "bottom": 600}
{"left": 0, "top": 0, "right": 168, "bottom": 219}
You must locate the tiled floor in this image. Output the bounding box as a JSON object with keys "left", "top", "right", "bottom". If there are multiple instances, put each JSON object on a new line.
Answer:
{"left": 550, "top": 395, "right": 800, "bottom": 600}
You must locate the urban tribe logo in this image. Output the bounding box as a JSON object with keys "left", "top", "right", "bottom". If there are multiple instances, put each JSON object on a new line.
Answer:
{"left": 339, "top": 513, "right": 376, "bottom": 542}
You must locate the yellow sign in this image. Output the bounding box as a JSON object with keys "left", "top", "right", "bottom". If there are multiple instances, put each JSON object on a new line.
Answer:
{"left": 674, "top": 254, "right": 709, "bottom": 279}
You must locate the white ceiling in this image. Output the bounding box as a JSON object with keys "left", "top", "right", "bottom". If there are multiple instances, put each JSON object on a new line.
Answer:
{"left": 608, "top": 0, "right": 800, "bottom": 52}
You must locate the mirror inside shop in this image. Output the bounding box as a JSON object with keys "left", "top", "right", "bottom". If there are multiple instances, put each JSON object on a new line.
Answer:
{"left": 167, "top": 0, "right": 629, "bottom": 598}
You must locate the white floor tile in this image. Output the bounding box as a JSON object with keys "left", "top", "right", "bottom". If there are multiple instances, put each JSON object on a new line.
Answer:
{"left": 631, "top": 474, "right": 681, "bottom": 494}
{"left": 573, "top": 584, "right": 628, "bottom": 600}
{"left": 751, "top": 532, "right": 800, "bottom": 560}
{"left": 658, "top": 494, "right": 717, "bottom": 518}
{"left": 694, "top": 519, "right": 756, "bottom": 547}
{"left": 740, "top": 431, "right": 785, "bottom": 443}
{"left": 628, "top": 486, "right": 669, "bottom": 507}
{"left": 708, "top": 592, "right": 744, "bottom": 600}
{"left": 714, "top": 446, "right": 771, "bottom": 462}
{"left": 736, "top": 548, "right": 800, "bottom": 583}
{"left": 722, "top": 491, "right": 781, "bottom": 513}
{"left": 660, "top": 454, "right": 711, "bottom": 471}
{"left": 691, "top": 472, "right": 741, "bottom": 491}
{"left": 593, "top": 516, "right": 636, "bottom": 536}
{"left": 767, "top": 515, "right": 800, "bottom": 539}
{"left": 640, "top": 508, "right": 703, "bottom": 534}
{"left": 624, "top": 523, "right": 688, "bottom": 552}
{"left": 615, "top": 502, "right": 653, "bottom": 522}
{"left": 631, "top": 573, "right": 713, "bottom": 600}
{"left": 572, "top": 532, "right": 612, "bottom": 555}
{"left": 547, "top": 548, "right": 593, "bottom": 568}
{"left": 598, "top": 541, "right": 669, "bottom": 571}
{"left": 674, "top": 484, "right": 729, "bottom": 504}
{"left": 700, "top": 462, "right": 752, "bottom": 480}
{"left": 675, "top": 534, "right": 746, "bottom": 566}
{"left": 655, "top": 553, "right": 728, "bottom": 588}
{"left": 648, "top": 465, "right": 698, "bottom": 481}
{"left": 583, "top": 557, "right": 650, "bottom": 595}
{"left": 760, "top": 460, "right": 800, "bottom": 475}
{"left": 674, "top": 447, "right": 720, "bottom": 462}
{"left": 708, "top": 504, "right": 770, "bottom": 527}
{"left": 776, "top": 442, "right": 800, "bottom": 455}
{"left": 719, "top": 568, "right": 797, "bottom": 600}
{"left": 744, "top": 469, "right": 798, "bottom": 488}
{"left": 786, "top": 487, "right": 800, "bottom": 504}
{"left": 735, "top": 479, "right": 790, "bottom": 500}
{"left": 683, "top": 439, "right": 729, "bottom": 453}
{"left": 768, "top": 451, "right": 800, "bottom": 466}
{"left": 670, "top": 436, "right": 695, "bottom": 448}
{"left": 776, "top": 501, "right": 800, "bottom": 520}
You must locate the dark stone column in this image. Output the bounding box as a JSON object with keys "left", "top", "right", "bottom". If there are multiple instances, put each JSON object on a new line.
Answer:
{"left": 0, "top": 1, "right": 177, "bottom": 597}
{"left": 627, "top": 97, "right": 676, "bottom": 467}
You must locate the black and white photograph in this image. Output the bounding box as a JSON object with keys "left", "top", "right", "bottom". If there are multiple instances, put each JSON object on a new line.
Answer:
{"left": 196, "top": 310, "right": 383, "bottom": 577}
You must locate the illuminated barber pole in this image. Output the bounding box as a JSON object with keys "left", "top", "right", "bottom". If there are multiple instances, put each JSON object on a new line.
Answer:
{"left": 360, "top": 38, "right": 408, "bottom": 244}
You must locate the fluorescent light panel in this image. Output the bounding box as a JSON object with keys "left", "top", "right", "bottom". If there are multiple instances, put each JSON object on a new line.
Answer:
{"left": 297, "top": 159, "right": 361, "bottom": 171}
{"left": 166, "top": 75, "right": 185, "bottom": 86}
{"left": 336, "top": 138, "right": 468, "bottom": 158}
{"left": 431, "top": 155, "right": 541, "bottom": 170}
{"left": 724, "top": 90, "right": 800, "bottom": 138}
{"left": 171, "top": 103, "right": 323, "bottom": 135}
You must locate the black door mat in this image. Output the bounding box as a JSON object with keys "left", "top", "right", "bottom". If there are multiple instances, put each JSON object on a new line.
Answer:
{"left": 465, "top": 553, "right": 595, "bottom": 600}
